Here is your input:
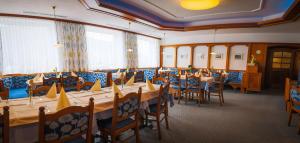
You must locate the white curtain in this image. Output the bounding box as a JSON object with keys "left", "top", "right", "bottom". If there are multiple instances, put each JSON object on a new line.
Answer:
{"left": 137, "top": 35, "right": 160, "bottom": 68}
{"left": 86, "top": 26, "right": 125, "bottom": 70}
{"left": 0, "top": 17, "right": 59, "bottom": 74}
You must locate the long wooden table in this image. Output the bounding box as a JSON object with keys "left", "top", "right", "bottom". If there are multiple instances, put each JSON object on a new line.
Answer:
{"left": 0, "top": 82, "right": 160, "bottom": 127}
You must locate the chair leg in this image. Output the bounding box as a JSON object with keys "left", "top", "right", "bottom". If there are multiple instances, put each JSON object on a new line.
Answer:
{"left": 156, "top": 114, "right": 162, "bottom": 140}
{"left": 178, "top": 90, "right": 181, "bottom": 104}
{"left": 221, "top": 92, "right": 225, "bottom": 103}
{"left": 111, "top": 134, "right": 116, "bottom": 143}
{"left": 185, "top": 91, "right": 188, "bottom": 104}
{"left": 288, "top": 111, "right": 293, "bottom": 126}
{"left": 165, "top": 112, "right": 169, "bottom": 129}
{"left": 135, "top": 125, "right": 140, "bottom": 143}
{"left": 219, "top": 95, "right": 223, "bottom": 106}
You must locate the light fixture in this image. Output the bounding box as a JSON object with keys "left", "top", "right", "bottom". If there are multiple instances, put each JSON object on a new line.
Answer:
{"left": 180, "top": 0, "right": 220, "bottom": 10}
{"left": 52, "top": 6, "right": 63, "bottom": 48}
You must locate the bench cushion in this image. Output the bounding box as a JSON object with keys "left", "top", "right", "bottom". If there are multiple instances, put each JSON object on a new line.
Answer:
{"left": 9, "top": 88, "right": 28, "bottom": 99}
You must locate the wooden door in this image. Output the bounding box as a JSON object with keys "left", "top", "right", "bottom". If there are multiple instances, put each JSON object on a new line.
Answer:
{"left": 266, "top": 49, "right": 293, "bottom": 89}
{"left": 294, "top": 51, "right": 300, "bottom": 80}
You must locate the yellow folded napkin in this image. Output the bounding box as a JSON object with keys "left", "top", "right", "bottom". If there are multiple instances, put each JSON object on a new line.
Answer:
{"left": 56, "top": 88, "right": 71, "bottom": 111}
{"left": 71, "top": 71, "right": 78, "bottom": 77}
{"left": 32, "top": 73, "right": 41, "bottom": 81}
{"left": 112, "top": 82, "right": 123, "bottom": 98}
{"left": 146, "top": 79, "right": 155, "bottom": 91}
{"left": 125, "top": 76, "right": 134, "bottom": 86}
{"left": 46, "top": 83, "right": 57, "bottom": 98}
{"left": 90, "top": 79, "right": 101, "bottom": 91}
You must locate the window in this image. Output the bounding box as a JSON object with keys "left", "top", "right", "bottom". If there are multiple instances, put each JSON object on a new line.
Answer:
{"left": 0, "top": 17, "right": 59, "bottom": 74}
{"left": 137, "top": 35, "right": 160, "bottom": 68}
{"left": 86, "top": 26, "right": 125, "bottom": 70}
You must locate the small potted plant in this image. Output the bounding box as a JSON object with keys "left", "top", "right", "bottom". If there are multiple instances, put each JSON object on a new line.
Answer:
{"left": 188, "top": 65, "right": 193, "bottom": 74}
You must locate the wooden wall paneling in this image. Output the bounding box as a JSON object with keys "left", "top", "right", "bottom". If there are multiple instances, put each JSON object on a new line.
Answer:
{"left": 191, "top": 46, "right": 194, "bottom": 68}
{"left": 250, "top": 43, "right": 268, "bottom": 89}
{"left": 175, "top": 46, "right": 178, "bottom": 68}
{"left": 226, "top": 45, "right": 231, "bottom": 71}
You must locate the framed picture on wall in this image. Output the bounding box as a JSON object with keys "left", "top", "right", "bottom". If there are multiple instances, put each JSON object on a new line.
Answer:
{"left": 234, "top": 53, "right": 243, "bottom": 60}
{"left": 215, "top": 53, "right": 223, "bottom": 59}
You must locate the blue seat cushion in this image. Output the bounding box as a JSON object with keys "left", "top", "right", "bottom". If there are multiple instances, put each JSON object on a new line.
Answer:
{"left": 64, "top": 87, "right": 77, "bottom": 92}
{"left": 149, "top": 103, "right": 165, "bottom": 113}
{"left": 97, "top": 117, "right": 134, "bottom": 129}
{"left": 171, "top": 85, "right": 185, "bottom": 90}
{"left": 9, "top": 88, "right": 28, "bottom": 99}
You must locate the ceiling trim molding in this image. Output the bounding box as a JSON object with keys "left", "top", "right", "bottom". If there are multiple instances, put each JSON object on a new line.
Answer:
{"left": 143, "top": 0, "right": 264, "bottom": 19}
{"left": 82, "top": 0, "right": 300, "bottom": 31}
{"left": 0, "top": 13, "right": 161, "bottom": 40}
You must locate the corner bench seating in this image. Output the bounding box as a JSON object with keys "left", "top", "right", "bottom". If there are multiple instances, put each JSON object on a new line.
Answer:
{"left": 1, "top": 68, "right": 159, "bottom": 99}
{"left": 224, "top": 71, "right": 243, "bottom": 90}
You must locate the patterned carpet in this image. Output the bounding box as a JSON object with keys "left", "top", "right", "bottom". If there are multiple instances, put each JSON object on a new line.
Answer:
{"left": 125, "top": 89, "right": 300, "bottom": 143}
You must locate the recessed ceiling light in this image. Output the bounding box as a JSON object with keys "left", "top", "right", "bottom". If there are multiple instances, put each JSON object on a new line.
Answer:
{"left": 180, "top": 0, "right": 220, "bottom": 10}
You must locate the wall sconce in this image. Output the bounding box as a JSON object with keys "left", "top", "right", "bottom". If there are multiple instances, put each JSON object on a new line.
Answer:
{"left": 256, "top": 50, "right": 261, "bottom": 55}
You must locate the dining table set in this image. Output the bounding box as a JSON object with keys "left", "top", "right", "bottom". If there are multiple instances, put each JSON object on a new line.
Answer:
{"left": 0, "top": 82, "right": 160, "bottom": 143}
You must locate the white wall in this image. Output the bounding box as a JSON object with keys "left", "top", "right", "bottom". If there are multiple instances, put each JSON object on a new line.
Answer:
{"left": 162, "top": 21, "right": 300, "bottom": 45}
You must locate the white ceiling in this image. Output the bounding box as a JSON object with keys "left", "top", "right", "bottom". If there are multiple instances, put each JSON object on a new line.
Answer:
{"left": 0, "top": 0, "right": 299, "bottom": 40}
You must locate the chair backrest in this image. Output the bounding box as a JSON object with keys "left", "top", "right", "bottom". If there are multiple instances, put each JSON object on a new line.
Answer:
{"left": 39, "top": 98, "right": 94, "bottom": 143}
{"left": 157, "top": 83, "right": 170, "bottom": 111}
{"left": 186, "top": 75, "right": 201, "bottom": 89}
{"left": 0, "top": 106, "right": 9, "bottom": 143}
{"left": 212, "top": 76, "right": 225, "bottom": 92}
{"left": 0, "top": 80, "right": 4, "bottom": 91}
{"left": 125, "top": 72, "right": 134, "bottom": 81}
{"left": 152, "top": 77, "right": 166, "bottom": 85}
{"left": 32, "top": 86, "right": 51, "bottom": 96}
{"left": 112, "top": 88, "right": 141, "bottom": 129}
{"left": 62, "top": 76, "right": 79, "bottom": 88}
{"left": 134, "top": 71, "right": 144, "bottom": 82}
{"left": 43, "top": 77, "right": 61, "bottom": 86}
{"left": 284, "top": 78, "right": 291, "bottom": 102}
{"left": 0, "top": 80, "right": 9, "bottom": 100}
{"left": 77, "top": 82, "right": 94, "bottom": 91}
{"left": 113, "top": 78, "right": 125, "bottom": 85}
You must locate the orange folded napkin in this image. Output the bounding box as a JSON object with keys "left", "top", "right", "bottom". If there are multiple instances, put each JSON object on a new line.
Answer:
{"left": 112, "top": 82, "right": 123, "bottom": 98}
{"left": 56, "top": 88, "right": 71, "bottom": 111}
{"left": 125, "top": 76, "right": 134, "bottom": 86}
{"left": 146, "top": 79, "right": 155, "bottom": 91}
{"left": 90, "top": 79, "right": 101, "bottom": 91}
{"left": 71, "top": 71, "right": 78, "bottom": 77}
{"left": 46, "top": 83, "right": 57, "bottom": 98}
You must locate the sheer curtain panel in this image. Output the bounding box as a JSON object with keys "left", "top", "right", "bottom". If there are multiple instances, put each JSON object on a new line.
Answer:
{"left": 86, "top": 26, "right": 125, "bottom": 70}
{"left": 0, "top": 17, "right": 58, "bottom": 74}
{"left": 137, "top": 35, "right": 160, "bottom": 68}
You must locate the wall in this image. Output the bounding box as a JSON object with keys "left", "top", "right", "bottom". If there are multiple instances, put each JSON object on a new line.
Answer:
{"left": 162, "top": 21, "right": 300, "bottom": 45}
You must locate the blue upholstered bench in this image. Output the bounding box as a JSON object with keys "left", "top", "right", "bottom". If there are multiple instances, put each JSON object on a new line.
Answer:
{"left": 3, "top": 75, "right": 34, "bottom": 99}
{"left": 224, "top": 71, "right": 243, "bottom": 89}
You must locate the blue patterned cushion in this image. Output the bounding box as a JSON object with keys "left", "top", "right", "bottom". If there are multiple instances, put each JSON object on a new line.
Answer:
{"left": 144, "top": 69, "right": 155, "bottom": 81}
{"left": 12, "top": 75, "right": 34, "bottom": 88}
{"left": 212, "top": 72, "right": 220, "bottom": 78}
{"left": 86, "top": 72, "right": 107, "bottom": 87}
{"left": 225, "top": 72, "right": 242, "bottom": 84}
{"left": 43, "top": 78, "right": 60, "bottom": 86}
{"left": 117, "top": 96, "right": 139, "bottom": 118}
{"left": 44, "top": 73, "right": 57, "bottom": 78}
{"left": 2, "top": 77, "right": 12, "bottom": 89}
{"left": 44, "top": 112, "right": 89, "bottom": 142}
{"left": 153, "top": 80, "right": 164, "bottom": 85}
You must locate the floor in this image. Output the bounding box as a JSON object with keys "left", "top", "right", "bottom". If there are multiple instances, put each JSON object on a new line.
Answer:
{"left": 127, "top": 89, "right": 300, "bottom": 143}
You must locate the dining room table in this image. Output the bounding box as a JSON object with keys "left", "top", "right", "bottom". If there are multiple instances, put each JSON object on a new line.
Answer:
{"left": 1, "top": 82, "right": 160, "bottom": 143}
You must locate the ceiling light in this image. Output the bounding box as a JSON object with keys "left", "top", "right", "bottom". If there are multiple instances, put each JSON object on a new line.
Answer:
{"left": 180, "top": 0, "right": 220, "bottom": 10}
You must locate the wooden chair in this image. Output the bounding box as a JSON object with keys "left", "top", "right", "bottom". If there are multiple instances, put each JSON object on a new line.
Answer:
{"left": 0, "top": 106, "right": 9, "bottom": 143}
{"left": 134, "top": 71, "right": 144, "bottom": 82}
{"left": 183, "top": 75, "right": 204, "bottom": 105}
{"left": 125, "top": 72, "right": 135, "bottom": 81}
{"left": 77, "top": 82, "right": 95, "bottom": 91}
{"left": 62, "top": 76, "right": 80, "bottom": 92}
{"left": 145, "top": 83, "right": 170, "bottom": 140}
{"left": 284, "top": 78, "right": 293, "bottom": 111}
{"left": 169, "top": 74, "right": 184, "bottom": 101}
{"left": 38, "top": 98, "right": 94, "bottom": 143}
{"left": 205, "top": 76, "right": 224, "bottom": 106}
{"left": 0, "top": 80, "right": 9, "bottom": 100}
{"left": 152, "top": 77, "right": 167, "bottom": 85}
{"left": 32, "top": 86, "right": 51, "bottom": 97}
{"left": 113, "top": 77, "right": 126, "bottom": 85}
{"left": 97, "top": 88, "right": 142, "bottom": 143}
{"left": 288, "top": 87, "right": 300, "bottom": 127}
